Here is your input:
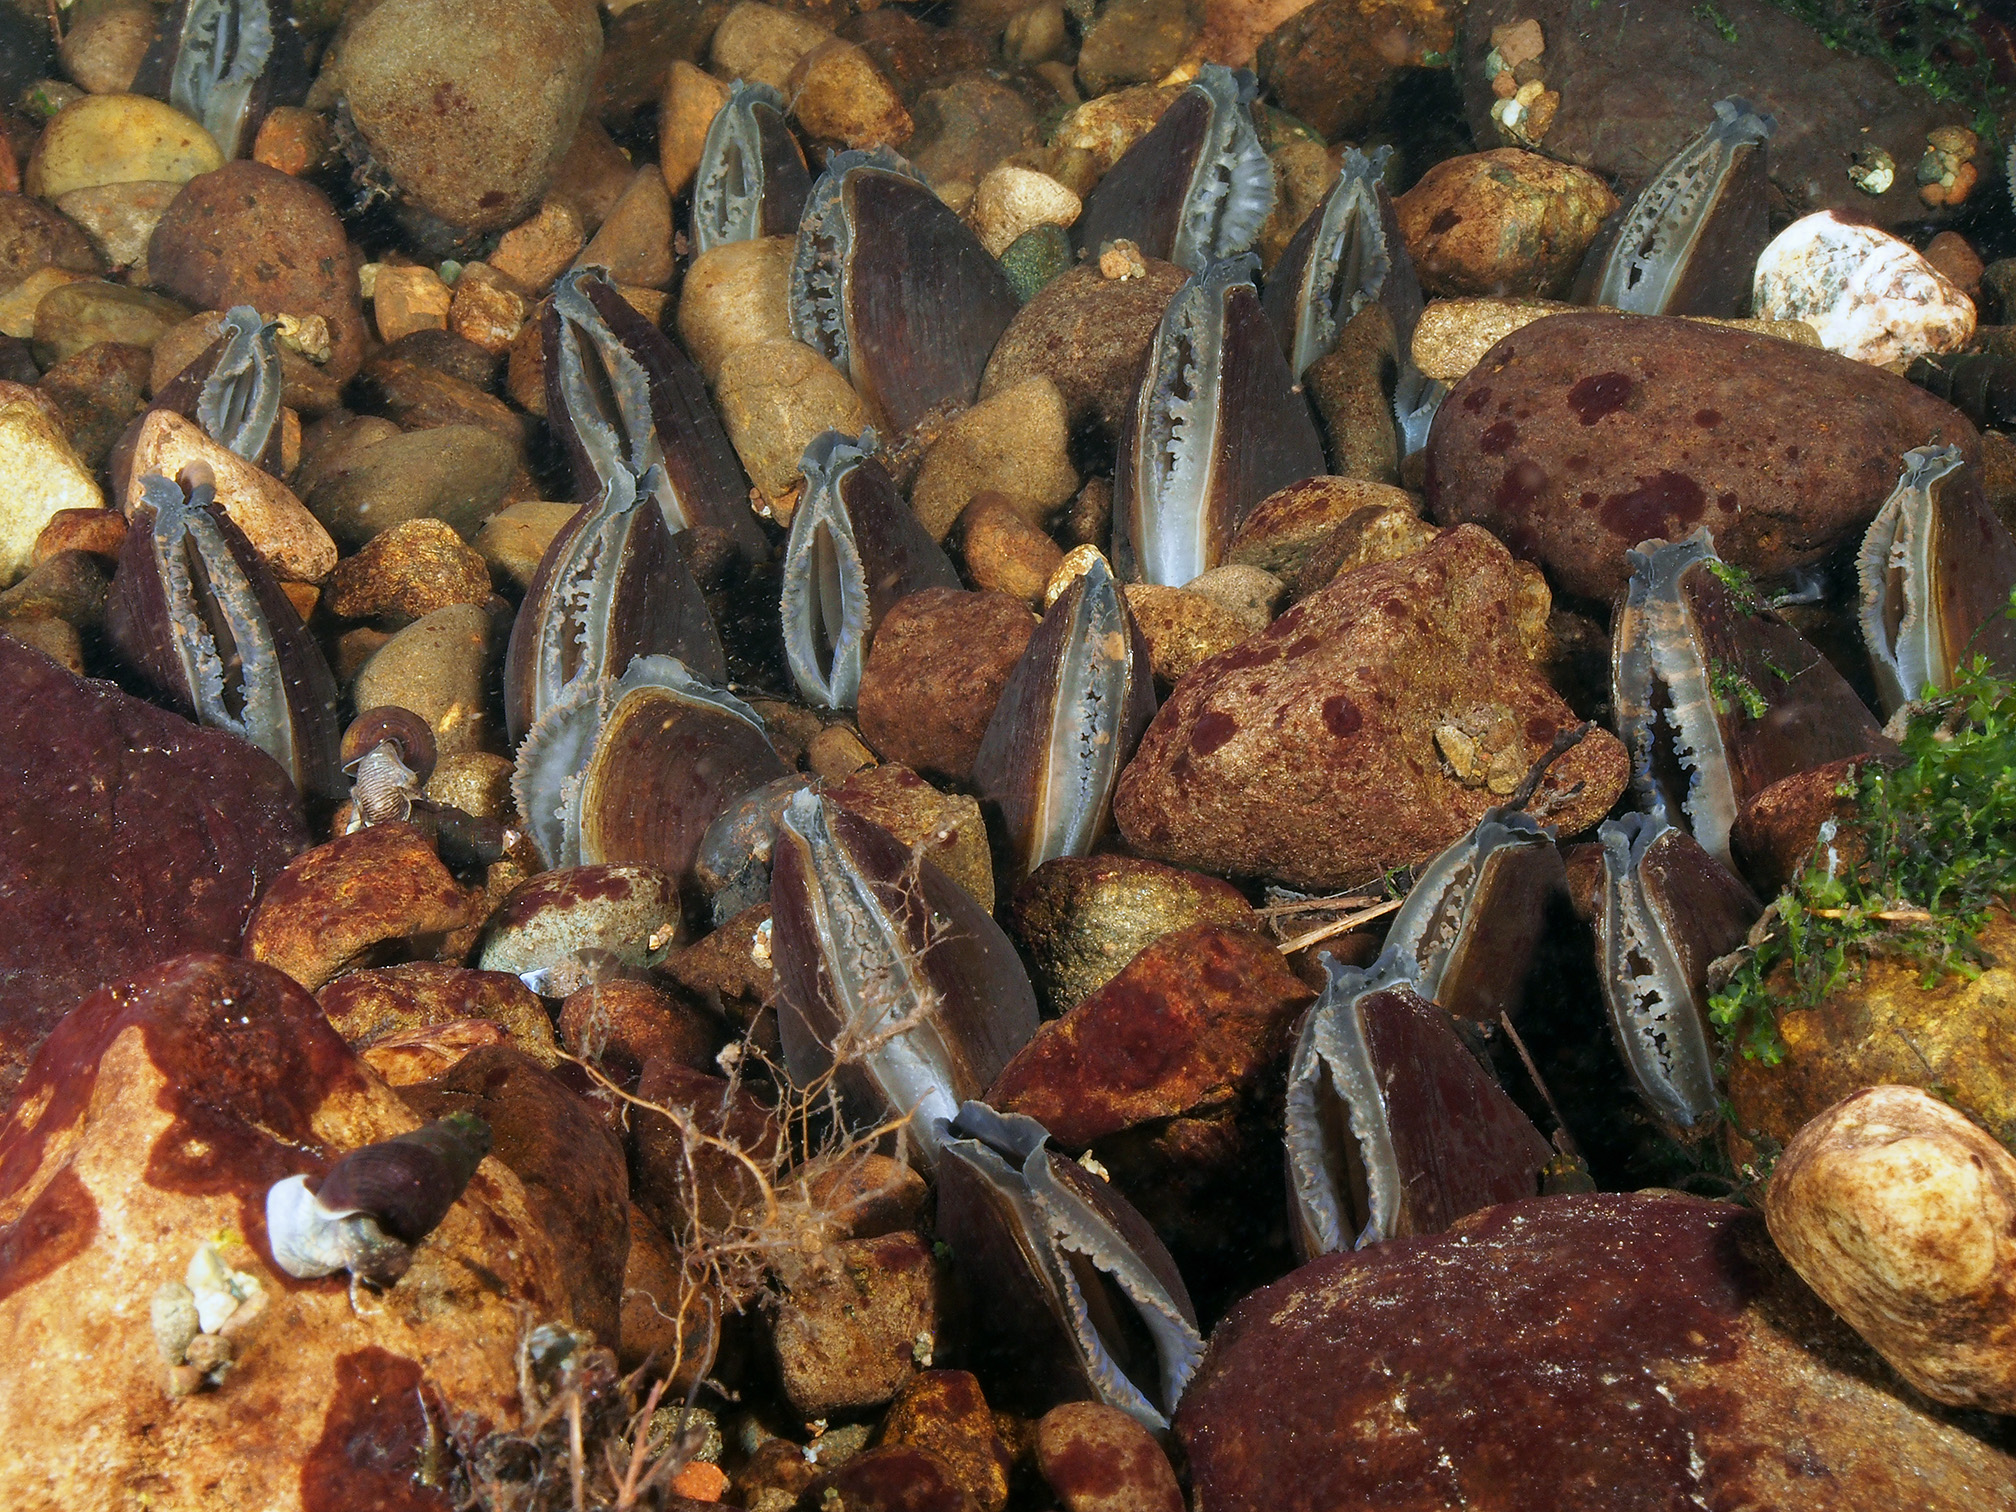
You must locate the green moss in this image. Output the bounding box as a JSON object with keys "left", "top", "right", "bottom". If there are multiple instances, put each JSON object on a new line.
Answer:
{"left": 1694, "top": 3, "right": 1740, "bottom": 44}
{"left": 1759, "top": 0, "right": 2010, "bottom": 138}
{"left": 1708, "top": 660, "right": 1770, "bottom": 720}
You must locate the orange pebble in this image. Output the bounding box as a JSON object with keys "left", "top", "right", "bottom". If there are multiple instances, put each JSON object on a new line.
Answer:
{"left": 667, "top": 1461, "right": 728, "bottom": 1501}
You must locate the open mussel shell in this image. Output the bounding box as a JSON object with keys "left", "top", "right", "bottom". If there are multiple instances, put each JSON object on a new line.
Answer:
{"left": 1576, "top": 97, "right": 1773, "bottom": 318}
{"left": 780, "top": 430, "right": 958, "bottom": 709}
{"left": 133, "top": 0, "right": 308, "bottom": 160}
{"left": 1114, "top": 255, "right": 1326, "bottom": 586}
{"left": 769, "top": 790, "right": 1039, "bottom": 1169}
{"left": 503, "top": 463, "right": 725, "bottom": 745}
{"left": 1858, "top": 444, "right": 2016, "bottom": 714}
{"left": 973, "top": 552, "right": 1155, "bottom": 879}
{"left": 543, "top": 267, "right": 764, "bottom": 565}
{"left": 1262, "top": 145, "right": 1413, "bottom": 378}
{"left": 1074, "top": 62, "right": 1274, "bottom": 274}
{"left": 1596, "top": 804, "right": 1759, "bottom": 1139}
{"left": 107, "top": 473, "right": 341, "bottom": 802}
{"left": 789, "top": 146, "right": 1020, "bottom": 436}
{"left": 935, "top": 1101, "right": 1204, "bottom": 1430}
{"left": 1612, "top": 527, "right": 1893, "bottom": 868}
{"left": 511, "top": 654, "right": 787, "bottom": 886}
{"left": 1284, "top": 950, "right": 1551, "bottom": 1259}
{"left": 1382, "top": 807, "right": 1567, "bottom": 1031}
{"left": 266, "top": 1112, "right": 492, "bottom": 1284}
{"left": 692, "top": 80, "right": 811, "bottom": 256}
{"left": 145, "top": 305, "right": 284, "bottom": 473}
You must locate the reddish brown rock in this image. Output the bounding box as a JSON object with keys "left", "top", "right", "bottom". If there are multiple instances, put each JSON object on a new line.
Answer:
{"left": 1394, "top": 149, "right": 1617, "bottom": 299}
{"left": 1112, "top": 525, "right": 1629, "bottom": 889}
{"left": 1255, "top": 0, "right": 1458, "bottom": 140}
{"left": 800, "top": 1444, "right": 980, "bottom": 1512}
{"left": 1035, "top": 1402, "right": 1183, "bottom": 1512}
{"left": 146, "top": 162, "right": 367, "bottom": 382}
{"left": 771, "top": 1231, "right": 944, "bottom": 1416}
{"left": 557, "top": 976, "right": 722, "bottom": 1086}
{"left": 241, "top": 823, "right": 490, "bottom": 993}
{"left": 629, "top": 1058, "right": 782, "bottom": 1244}
{"left": 857, "top": 588, "right": 1038, "bottom": 783}
{"left": 1424, "top": 312, "right": 1979, "bottom": 602}
{"left": 987, "top": 923, "right": 1312, "bottom": 1147}
{"left": 825, "top": 762, "right": 994, "bottom": 910}
{"left": 878, "top": 1370, "right": 1013, "bottom": 1512}
{"left": 0, "top": 638, "right": 306, "bottom": 1106}
{"left": 1226, "top": 475, "right": 1421, "bottom": 579}
{"left": 356, "top": 1017, "right": 512, "bottom": 1084}
{"left": 316, "top": 961, "right": 559, "bottom": 1066}
{"left": 1179, "top": 1193, "right": 2016, "bottom": 1510}
{"left": 0, "top": 953, "right": 571, "bottom": 1511}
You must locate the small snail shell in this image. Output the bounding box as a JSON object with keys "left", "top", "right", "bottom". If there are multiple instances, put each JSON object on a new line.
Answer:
{"left": 341, "top": 706, "right": 439, "bottom": 783}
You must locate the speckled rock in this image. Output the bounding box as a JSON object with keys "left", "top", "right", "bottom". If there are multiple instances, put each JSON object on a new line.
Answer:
{"left": 306, "top": 425, "right": 517, "bottom": 549}
{"left": 711, "top": 1, "right": 832, "bottom": 90}
{"left": 1179, "top": 1193, "right": 2016, "bottom": 1511}
{"left": 904, "top": 76, "right": 1037, "bottom": 209}
{"left": 324, "top": 0, "right": 603, "bottom": 234}
{"left": 1036, "top": 1402, "right": 1183, "bottom": 1512}
{"left": 0, "top": 193, "right": 102, "bottom": 287}
{"left": 856, "top": 587, "right": 1037, "bottom": 783}
{"left": 878, "top": 1371, "right": 1013, "bottom": 1512}
{"left": 911, "top": 376, "right": 1078, "bottom": 542}
{"left": 826, "top": 763, "right": 994, "bottom": 910}
{"left": 715, "top": 339, "right": 871, "bottom": 514}
{"left": 323, "top": 517, "right": 493, "bottom": 623}
{"left": 58, "top": 0, "right": 154, "bottom": 95}
{"left": 0, "top": 640, "right": 306, "bottom": 1104}
{"left": 1124, "top": 582, "right": 1268, "bottom": 684}
{"left": 1752, "top": 211, "right": 1975, "bottom": 366}
{"left": 1225, "top": 475, "right": 1420, "bottom": 578}
{"left": 1423, "top": 311, "right": 1979, "bottom": 602}
{"left": 771, "top": 1230, "right": 942, "bottom": 1415}
{"left": 1395, "top": 148, "right": 1617, "bottom": 299}
{"left": 1113, "top": 524, "right": 1629, "bottom": 889}
{"left": 676, "top": 235, "right": 794, "bottom": 384}
{"left": 789, "top": 37, "right": 913, "bottom": 150}
{"left": 0, "top": 952, "right": 571, "bottom": 1511}
{"left": 317, "top": 962, "right": 559, "bottom": 1067}
{"left": 1076, "top": 0, "right": 1198, "bottom": 97}
{"left": 1255, "top": 0, "right": 1455, "bottom": 139}
{"left": 35, "top": 338, "right": 148, "bottom": 469}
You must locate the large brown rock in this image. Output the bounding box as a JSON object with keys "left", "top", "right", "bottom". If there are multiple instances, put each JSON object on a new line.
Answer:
{"left": 1179, "top": 1193, "right": 2016, "bottom": 1511}
{"left": 1394, "top": 148, "right": 1617, "bottom": 299}
{"left": 1112, "top": 525, "right": 1628, "bottom": 889}
{"left": 146, "top": 162, "right": 367, "bottom": 382}
{"left": 1424, "top": 312, "right": 1979, "bottom": 602}
{"left": 1256, "top": 0, "right": 1459, "bottom": 140}
{"left": 0, "top": 639, "right": 306, "bottom": 1106}
{"left": 856, "top": 588, "right": 1037, "bottom": 783}
{"left": 0, "top": 953, "right": 572, "bottom": 1511}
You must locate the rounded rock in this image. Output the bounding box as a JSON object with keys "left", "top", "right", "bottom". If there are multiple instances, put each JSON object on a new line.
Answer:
{"left": 350, "top": 602, "right": 501, "bottom": 758}
{"left": 856, "top": 587, "right": 1037, "bottom": 783}
{"left": 1395, "top": 148, "right": 1618, "bottom": 299}
{"left": 25, "top": 94, "right": 223, "bottom": 201}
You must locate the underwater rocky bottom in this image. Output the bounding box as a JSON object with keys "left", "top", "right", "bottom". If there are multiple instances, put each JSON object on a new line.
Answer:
{"left": 10, "top": 0, "right": 2016, "bottom": 1506}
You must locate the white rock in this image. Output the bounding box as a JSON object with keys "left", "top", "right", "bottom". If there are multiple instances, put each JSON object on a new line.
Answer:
{"left": 0, "top": 397, "right": 104, "bottom": 586}
{"left": 1752, "top": 211, "right": 1974, "bottom": 366}
{"left": 966, "top": 165, "right": 1081, "bottom": 259}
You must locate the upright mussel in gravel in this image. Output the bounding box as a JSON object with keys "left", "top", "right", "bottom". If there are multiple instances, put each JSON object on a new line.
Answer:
{"left": 146, "top": 305, "right": 283, "bottom": 471}
{"left": 691, "top": 80, "right": 811, "bottom": 257}
{"left": 779, "top": 431, "right": 958, "bottom": 710}
{"left": 1595, "top": 803, "right": 1759, "bottom": 1139}
{"left": 1612, "top": 529, "right": 1892, "bottom": 867}
{"left": 972, "top": 552, "right": 1155, "bottom": 878}
{"left": 935, "top": 1101, "right": 1205, "bottom": 1431}
{"left": 266, "top": 1113, "right": 492, "bottom": 1284}
{"left": 1284, "top": 950, "right": 1551, "bottom": 1258}
{"left": 133, "top": 0, "right": 307, "bottom": 160}
{"left": 1113, "top": 255, "right": 1326, "bottom": 586}
{"left": 1857, "top": 444, "right": 2016, "bottom": 714}
{"left": 1906, "top": 352, "right": 2016, "bottom": 433}
{"left": 789, "top": 147, "right": 1020, "bottom": 435}
{"left": 511, "top": 655, "right": 787, "bottom": 885}
{"left": 503, "top": 464, "right": 725, "bottom": 744}
{"left": 1074, "top": 63, "right": 1274, "bottom": 274}
{"left": 1576, "top": 97, "right": 1774, "bottom": 318}
{"left": 543, "top": 268, "right": 764, "bottom": 565}
{"left": 769, "top": 791, "right": 1039, "bottom": 1170}
{"left": 108, "top": 472, "right": 341, "bottom": 801}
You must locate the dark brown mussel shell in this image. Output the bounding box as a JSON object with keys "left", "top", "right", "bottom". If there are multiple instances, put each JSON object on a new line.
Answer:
{"left": 1595, "top": 803, "right": 1759, "bottom": 1139}
{"left": 780, "top": 430, "right": 958, "bottom": 709}
{"left": 108, "top": 472, "right": 342, "bottom": 802}
{"left": 503, "top": 463, "right": 725, "bottom": 745}
{"left": 511, "top": 655, "right": 788, "bottom": 887}
{"left": 691, "top": 80, "right": 811, "bottom": 256}
{"left": 1284, "top": 950, "right": 1551, "bottom": 1258}
{"left": 769, "top": 791, "right": 1039, "bottom": 1169}
{"left": 1613, "top": 528, "right": 1893, "bottom": 868}
{"left": 1074, "top": 62, "right": 1274, "bottom": 274}
{"left": 1858, "top": 443, "right": 2016, "bottom": 715}
{"left": 972, "top": 552, "right": 1155, "bottom": 879}
{"left": 143, "top": 305, "right": 284, "bottom": 474}
{"left": 542, "top": 267, "right": 764, "bottom": 566}
{"left": 1575, "top": 98, "right": 1773, "bottom": 318}
{"left": 789, "top": 147, "right": 1020, "bottom": 436}
{"left": 132, "top": 0, "right": 309, "bottom": 159}
{"left": 934, "top": 1101, "right": 1205, "bottom": 1430}
{"left": 1113, "top": 255, "right": 1326, "bottom": 586}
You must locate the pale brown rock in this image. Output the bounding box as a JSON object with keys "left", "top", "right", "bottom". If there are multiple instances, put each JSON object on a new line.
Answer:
{"left": 659, "top": 61, "right": 732, "bottom": 198}
{"left": 961, "top": 492, "right": 1063, "bottom": 606}
{"left": 25, "top": 93, "right": 223, "bottom": 200}
{"left": 59, "top": 0, "right": 154, "bottom": 95}
{"left": 711, "top": 1, "right": 833, "bottom": 89}
{"left": 125, "top": 410, "right": 337, "bottom": 584}
{"left": 52, "top": 180, "right": 178, "bottom": 277}
{"left": 350, "top": 602, "right": 501, "bottom": 758}
{"left": 715, "top": 339, "right": 870, "bottom": 515}
{"left": 677, "top": 235, "right": 795, "bottom": 384}
{"left": 1124, "top": 583, "right": 1267, "bottom": 684}
{"left": 1395, "top": 149, "right": 1617, "bottom": 299}
{"left": 1226, "top": 475, "right": 1419, "bottom": 578}
{"left": 371, "top": 263, "right": 452, "bottom": 342}
{"left": 574, "top": 166, "right": 675, "bottom": 290}
{"left": 0, "top": 399, "right": 103, "bottom": 586}
{"left": 827, "top": 763, "right": 994, "bottom": 910}
{"left": 967, "top": 165, "right": 1080, "bottom": 259}
{"left": 474, "top": 498, "right": 577, "bottom": 590}
{"left": 490, "top": 199, "right": 586, "bottom": 293}
{"left": 789, "top": 38, "right": 913, "bottom": 150}
{"left": 0, "top": 267, "right": 93, "bottom": 339}
{"left": 323, "top": 517, "right": 493, "bottom": 623}
{"left": 446, "top": 261, "right": 532, "bottom": 353}
{"left": 911, "top": 377, "right": 1077, "bottom": 541}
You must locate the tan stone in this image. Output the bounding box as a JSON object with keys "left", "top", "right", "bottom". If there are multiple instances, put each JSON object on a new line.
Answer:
{"left": 126, "top": 410, "right": 338, "bottom": 583}
{"left": 660, "top": 61, "right": 732, "bottom": 198}
{"left": 350, "top": 602, "right": 500, "bottom": 757}
{"left": 910, "top": 376, "right": 1077, "bottom": 541}
{"left": 715, "top": 339, "right": 870, "bottom": 517}
{"left": 960, "top": 492, "right": 1062, "bottom": 606}
{"left": 251, "top": 106, "right": 333, "bottom": 177}
{"left": 710, "top": 1, "right": 832, "bottom": 90}
{"left": 489, "top": 198, "right": 586, "bottom": 294}
{"left": 1410, "top": 297, "right": 1823, "bottom": 383}
{"left": 474, "top": 498, "right": 577, "bottom": 591}
{"left": 574, "top": 166, "right": 675, "bottom": 290}
{"left": 371, "top": 262, "right": 452, "bottom": 342}
{"left": 966, "top": 164, "right": 1080, "bottom": 258}
{"left": 0, "top": 400, "right": 105, "bottom": 587}
{"left": 788, "top": 38, "right": 912, "bottom": 150}
{"left": 677, "top": 235, "right": 795, "bottom": 384}
{"left": 1124, "top": 582, "right": 1267, "bottom": 684}
{"left": 0, "top": 267, "right": 93, "bottom": 339}
{"left": 25, "top": 93, "right": 223, "bottom": 199}
{"left": 1049, "top": 83, "right": 1183, "bottom": 178}
{"left": 446, "top": 261, "right": 531, "bottom": 353}
{"left": 53, "top": 179, "right": 180, "bottom": 276}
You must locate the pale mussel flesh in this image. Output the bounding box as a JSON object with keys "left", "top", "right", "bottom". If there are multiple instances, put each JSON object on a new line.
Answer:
{"left": 1858, "top": 443, "right": 2016, "bottom": 714}
{"left": 1074, "top": 63, "right": 1274, "bottom": 274}
{"left": 935, "top": 1101, "right": 1205, "bottom": 1431}
{"left": 691, "top": 80, "right": 811, "bottom": 257}
{"left": 107, "top": 472, "right": 341, "bottom": 801}
{"left": 973, "top": 551, "right": 1155, "bottom": 878}
{"left": 769, "top": 789, "right": 1039, "bottom": 1170}
{"left": 789, "top": 146, "right": 1020, "bottom": 435}
{"left": 780, "top": 430, "right": 958, "bottom": 710}
{"left": 1114, "top": 254, "right": 1326, "bottom": 586}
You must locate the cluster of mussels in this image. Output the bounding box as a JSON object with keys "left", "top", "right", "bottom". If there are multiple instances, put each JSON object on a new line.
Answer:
{"left": 14, "top": 0, "right": 2016, "bottom": 1506}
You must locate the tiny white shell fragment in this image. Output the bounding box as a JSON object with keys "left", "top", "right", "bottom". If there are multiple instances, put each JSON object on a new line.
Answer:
{"left": 1752, "top": 211, "right": 1974, "bottom": 366}
{"left": 266, "top": 1173, "right": 373, "bottom": 1280}
{"left": 184, "top": 1240, "right": 262, "bottom": 1334}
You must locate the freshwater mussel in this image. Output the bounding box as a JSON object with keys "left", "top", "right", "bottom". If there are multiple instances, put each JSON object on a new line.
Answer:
{"left": 789, "top": 146, "right": 1020, "bottom": 436}
{"left": 1114, "top": 254, "right": 1325, "bottom": 586}
{"left": 132, "top": 0, "right": 308, "bottom": 160}
{"left": 935, "top": 1101, "right": 1205, "bottom": 1431}
{"left": 107, "top": 471, "right": 341, "bottom": 802}
{"left": 143, "top": 305, "right": 285, "bottom": 473}
{"left": 690, "top": 80, "right": 811, "bottom": 257}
